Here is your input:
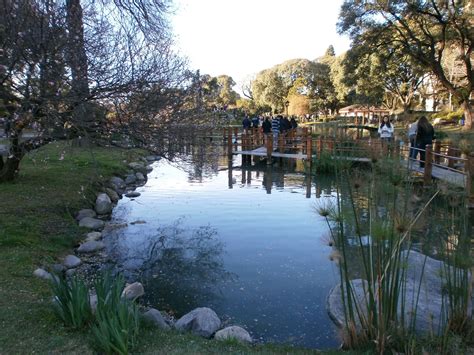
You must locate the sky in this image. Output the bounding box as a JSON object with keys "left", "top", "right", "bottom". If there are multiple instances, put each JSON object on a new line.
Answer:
{"left": 170, "top": 0, "right": 352, "bottom": 92}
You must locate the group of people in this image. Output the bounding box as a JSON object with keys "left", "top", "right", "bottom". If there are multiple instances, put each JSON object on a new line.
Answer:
{"left": 243, "top": 115, "right": 298, "bottom": 144}
{"left": 378, "top": 115, "right": 435, "bottom": 167}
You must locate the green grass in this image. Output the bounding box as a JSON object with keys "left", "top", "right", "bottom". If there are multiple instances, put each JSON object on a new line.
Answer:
{"left": 0, "top": 140, "right": 342, "bottom": 354}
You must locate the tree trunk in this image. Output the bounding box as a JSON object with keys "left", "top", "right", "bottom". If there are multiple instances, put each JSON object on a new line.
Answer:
{"left": 0, "top": 155, "right": 21, "bottom": 182}
{"left": 462, "top": 101, "right": 473, "bottom": 130}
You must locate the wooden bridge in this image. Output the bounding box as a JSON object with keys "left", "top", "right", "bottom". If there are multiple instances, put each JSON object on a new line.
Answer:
{"left": 221, "top": 126, "right": 474, "bottom": 204}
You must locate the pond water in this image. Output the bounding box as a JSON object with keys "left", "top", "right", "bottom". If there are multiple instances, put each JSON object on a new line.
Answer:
{"left": 104, "top": 144, "right": 341, "bottom": 349}
{"left": 103, "top": 136, "right": 473, "bottom": 350}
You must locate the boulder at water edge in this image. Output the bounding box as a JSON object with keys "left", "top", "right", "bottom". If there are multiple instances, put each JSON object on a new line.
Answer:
{"left": 85, "top": 231, "right": 102, "bottom": 242}
{"left": 142, "top": 309, "right": 170, "bottom": 330}
{"left": 214, "top": 326, "right": 252, "bottom": 343}
{"left": 63, "top": 255, "right": 81, "bottom": 269}
{"left": 77, "top": 241, "right": 105, "bottom": 253}
{"left": 128, "top": 162, "right": 147, "bottom": 174}
{"left": 125, "top": 174, "right": 137, "bottom": 185}
{"left": 78, "top": 217, "right": 105, "bottom": 230}
{"left": 121, "top": 282, "right": 145, "bottom": 300}
{"left": 76, "top": 209, "right": 96, "bottom": 221}
{"left": 95, "top": 193, "right": 112, "bottom": 215}
{"left": 105, "top": 188, "right": 120, "bottom": 203}
{"left": 175, "top": 307, "right": 221, "bottom": 338}
{"left": 327, "top": 250, "right": 472, "bottom": 335}
{"left": 135, "top": 172, "right": 145, "bottom": 181}
{"left": 110, "top": 176, "right": 126, "bottom": 190}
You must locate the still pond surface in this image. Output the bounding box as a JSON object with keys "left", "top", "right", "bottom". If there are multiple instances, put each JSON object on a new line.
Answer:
{"left": 105, "top": 145, "right": 341, "bottom": 349}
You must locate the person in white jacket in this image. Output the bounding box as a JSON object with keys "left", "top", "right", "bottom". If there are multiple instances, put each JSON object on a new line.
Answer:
{"left": 378, "top": 116, "right": 394, "bottom": 142}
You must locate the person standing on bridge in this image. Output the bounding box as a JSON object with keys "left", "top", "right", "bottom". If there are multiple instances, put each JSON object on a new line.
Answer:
{"left": 408, "top": 117, "right": 418, "bottom": 160}
{"left": 272, "top": 115, "right": 281, "bottom": 148}
{"left": 415, "top": 116, "right": 435, "bottom": 168}
{"left": 262, "top": 116, "right": 272, "bottom": 144}
{"left": 378, "top": 116, "right": 394, "bottom": 142}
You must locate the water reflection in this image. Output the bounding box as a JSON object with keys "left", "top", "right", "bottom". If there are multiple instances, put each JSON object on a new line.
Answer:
{"left": 107, "top": 219, "right": 234, "bottom": 315}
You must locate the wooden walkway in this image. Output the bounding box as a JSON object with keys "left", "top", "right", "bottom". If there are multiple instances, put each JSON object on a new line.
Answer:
{"left": 223, "top": 126, "right": 473, "bottom": 201}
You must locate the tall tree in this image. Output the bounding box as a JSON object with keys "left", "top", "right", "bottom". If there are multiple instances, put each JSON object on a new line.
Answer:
{"left": 338, "top": 0, "right": 474, "bottom": 129}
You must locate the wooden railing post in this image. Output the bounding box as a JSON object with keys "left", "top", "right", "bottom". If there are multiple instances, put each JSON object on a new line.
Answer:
{"left": 447, "top": 145, "right": 455, "bottom": 168}
{"left": 227, "top": 127, "right": 232, "bottom": 156}
{"left": 317, "top": 136, "right": 323, "bottom": 158}
{"left": 423, "top": 144, "right": 433, "bottom": 186}
{"left": 278, "top": 132, "right": 284, "bottom": 153}
{"left": 306, "top": 133, "right": 313, "bottom": 164}
{"left": 433, "top": 141, "right": 441, "bottom": 164}
{"left": 466, "top": 153, "right": 474, "bottom": 204}
{"left": 266, "top": 133, "right": 273, "bottom": 164}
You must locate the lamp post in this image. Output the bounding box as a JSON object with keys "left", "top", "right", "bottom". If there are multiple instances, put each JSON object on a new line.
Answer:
{"left": 285, "top": 100, "right": 290, "bottom": 117}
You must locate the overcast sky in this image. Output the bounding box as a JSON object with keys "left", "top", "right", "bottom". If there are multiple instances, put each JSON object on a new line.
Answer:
{"left": 171, "top": 0, "right": 351, "bottom": 89}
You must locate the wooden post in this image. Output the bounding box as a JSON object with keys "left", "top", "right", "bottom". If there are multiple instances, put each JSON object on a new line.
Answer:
{"left": 447, "top": 145, "right": 455, "bottom": 168}
{"left": 423, "top": 144, "right": 433, "bottom": 186}
{"left": 395, "top": 139, "right": 400, "bottom": 159}
{"left": 306, "top": 133, "right": 313, "bottom": 164}
{"left": 434, "top": 141, "right": 441, "bottom": 164}
{"left": 466, "top": 153, "right": 474, "bottom": 204}
{"left": 317, "top": 136, "right": 323, "bottom": 158}
{"left": 266, "top": 133, "right": 273, "bottom": 164}
{"left": 278, "top": 132, "right": 284, "bottom": 153}
{"left": 227, "top": 127, "right": 232, "bottom": 156}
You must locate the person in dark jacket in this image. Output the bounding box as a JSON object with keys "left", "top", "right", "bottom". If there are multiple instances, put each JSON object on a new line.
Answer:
{"left": 242, "top": 115, "right": 251, "bottom": 133}
{"left": 415, "top": 116, "right": 435, "bottom": 168}
{"left": 290, "top": 117, "right": 298, "bottom": 129}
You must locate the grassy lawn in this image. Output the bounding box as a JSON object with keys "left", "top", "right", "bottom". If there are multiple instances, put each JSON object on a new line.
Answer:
{"left": 0, "top": 140, "right": 338, "bottom": 354}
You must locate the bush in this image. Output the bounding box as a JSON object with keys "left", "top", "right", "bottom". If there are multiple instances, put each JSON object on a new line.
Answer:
{"left": 50, "top": 275, "right": 93, "bottom": 329}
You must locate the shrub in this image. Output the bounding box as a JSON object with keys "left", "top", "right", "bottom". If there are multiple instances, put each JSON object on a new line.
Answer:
{"left": 50, "top": 275, "right": 93, "bottom": 329}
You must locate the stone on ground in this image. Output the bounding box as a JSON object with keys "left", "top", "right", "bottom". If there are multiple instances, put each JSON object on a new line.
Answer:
{"left": 214, "top": 326, "right": 252, "bottom": 343}
{"left": 135, "top": 172, "right": 145, "bottom": 181}
{"left": 121, "top": 282, "right": 145, "bottom": 300}
{"left": 76, "top": 209, "right": 96, "bottom": 221}
{"left": 78, "top": 217, "right": 105, "bottom": 230}
{"left": 77, "top": 241, "right": 105, "bottom": 253}
{"left": 175, "top": 307, "right": 221, "bottom": 338}
{"left": 125, "top": 174, "right": 137, "bottom": 185}
{"left": 95, "top": 193, "right": 112, "bottom": 215}
{"left": 33, "top": 268, "right": 53, "bottom": 281}
{"left": 142, "top": 309, "right": 170, "bottom": 330}
{"left": 128, "top": 162, "right": 147, "bottom": 174}
{"left": 51, "top": 264, "right": 66, "bottom": 274}
{"left": 63, "top": 255, "right": 81, "bottom": 269}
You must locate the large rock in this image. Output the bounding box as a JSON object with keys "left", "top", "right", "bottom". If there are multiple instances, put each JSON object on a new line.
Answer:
{"left": 142, "top": 309, "right": 170, "bottom": 330}
{"left": 105, "top": 188, "right": 120, "bottom": 203}
{"left": 214, "top": 326, "right": 252, "bottom": 343}
{"left": 125, "top": 174, "right": 137, "bottom": 185}
{"left": 76, "top": 209, "right": 96, "bottom": 221}
{"left": 121, "top": 282, "right": 144, "bottom": 300}
{"left": 77, "top": 241, "right": 105, "bottom": 253}
{"left": 145, "top": 155, "right": 160, "bottom": 162}
{"left": 327, "top": 279, "right": 369, "bottom": 330}
{"left": 63, "top": 255, "right": 81, "bottom": 269}
{"left": 78, "top": 217, "right": 105, "bottom": 230}
{"left": 95, "top": 193, "right": 112, "bottom": 215}
{"left": 128, "top": 162, "right": 147, "bottom": 174}
{"left": 175, "top": 307, "right": 221, "bottom": 338}
{"left": 135, "top": 172, "right": 145, "bottom": 181}
{"left": 33, "top": 268, "right": 53, "bottom": 281}
{"left": 327, "top": 250, "right": 472, "bottom": 336}
{"left": 110, "top": 176, "right": 126, "bottom": 189}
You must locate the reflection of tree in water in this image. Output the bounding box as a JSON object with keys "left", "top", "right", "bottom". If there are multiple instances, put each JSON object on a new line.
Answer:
{"left": 112, "top": 220, "right": 235, "bottom": 316}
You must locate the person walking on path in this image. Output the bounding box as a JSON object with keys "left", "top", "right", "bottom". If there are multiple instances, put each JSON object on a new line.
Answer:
{"left": 408, "top": 118, "right": 418, "bottom": 160}
{"left": 415, "top": 116, "right": 435, "bottom": 168}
